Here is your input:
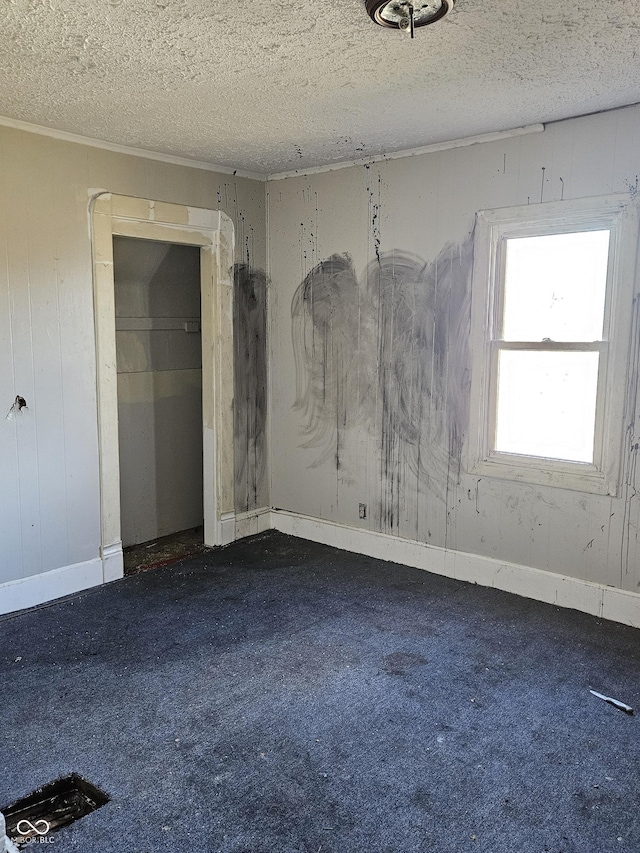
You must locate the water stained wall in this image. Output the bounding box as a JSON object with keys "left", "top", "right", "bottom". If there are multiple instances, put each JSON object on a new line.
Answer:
{"left": 234, "top": 263, "right": 269, "bottom": 513}
{"left": 268, "top": 104, "right": 640, "bottom": 593}
{"left": 291, "top": 241, "right": 473, "bottom": 532}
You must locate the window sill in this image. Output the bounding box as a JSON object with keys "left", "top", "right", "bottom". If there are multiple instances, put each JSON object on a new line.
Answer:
{"left": 470, "top": 454, "right": 617, "bottom": 496}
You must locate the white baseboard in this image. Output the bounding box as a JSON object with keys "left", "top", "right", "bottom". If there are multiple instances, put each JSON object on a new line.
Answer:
{"left": 0, "top": 558, "right": 104, "bottom": 616}
{"left": 219, "top": 511, "right": 237, "bottom": 546}
{"left": 4, "top": 510, "right": 637, "bottom": 628}
{"left": 235, "top": 507, "right": 271, "bottom": 540}
{"left": 217, "top": 507, "right": 271, "bottom": 545}
{"left": 102, "top": 542, "right": 123, "bottom": 582}
{"left": 270, "top": 510, "right": 640, "bottom": 630}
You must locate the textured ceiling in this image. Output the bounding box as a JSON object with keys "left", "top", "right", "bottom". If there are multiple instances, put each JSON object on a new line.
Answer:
{"left": 1, "top": 0, "right": 640, "bottom": 175}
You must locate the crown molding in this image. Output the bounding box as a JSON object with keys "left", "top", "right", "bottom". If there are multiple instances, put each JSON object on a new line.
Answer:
{"left": 266, "top": 124, "right": 545, "bottom": 181}
{"left": 0, "top": 114, "right": 547, "bottom": 184}
{"left": 0, "top": 114, "right": 266, "bottom": 181}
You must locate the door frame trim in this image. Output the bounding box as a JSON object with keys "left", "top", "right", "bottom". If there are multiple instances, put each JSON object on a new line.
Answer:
{"left": 91, "top": 194, "right": 235, "bottom": 582}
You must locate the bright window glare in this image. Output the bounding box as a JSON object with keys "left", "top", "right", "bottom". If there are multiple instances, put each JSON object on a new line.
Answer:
{"left": 495, "top": 350, "right": 599, "bottom": 463}
{"left": 502, "top": 231, "right": 610, "bottom": 342}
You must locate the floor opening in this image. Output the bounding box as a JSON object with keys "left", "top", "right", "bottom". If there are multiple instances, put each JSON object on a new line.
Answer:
{"left": 123, "top": 525, "right": 208, "bottom": 575}
{"left": 2, "top": 774, "right": 109, "bottom": 844}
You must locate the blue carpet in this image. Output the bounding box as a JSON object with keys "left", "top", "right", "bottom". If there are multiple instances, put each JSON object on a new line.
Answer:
{"left": 2, "top": 531, "right": 639, "bottom": 852}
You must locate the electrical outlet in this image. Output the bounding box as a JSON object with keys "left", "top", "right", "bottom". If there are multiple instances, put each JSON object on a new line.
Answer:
{"left": 359, "top": 503, "right": 367, "bottom": 519}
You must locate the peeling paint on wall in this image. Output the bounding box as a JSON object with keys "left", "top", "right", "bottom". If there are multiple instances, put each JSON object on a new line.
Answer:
{"left": 291, "top": 236, "right": 474, "bottom": 530}
{"left": 234, "top": 263, "right": 268, "bottom": 513}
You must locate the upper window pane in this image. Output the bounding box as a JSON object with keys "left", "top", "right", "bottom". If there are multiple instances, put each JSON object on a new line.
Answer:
{"left": 502, "top": 230, "right": 610, "bottom": 342}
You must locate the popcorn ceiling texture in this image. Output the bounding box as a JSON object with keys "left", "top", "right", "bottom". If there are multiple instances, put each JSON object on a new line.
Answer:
{"left": 1, "top": 0, "right": 640, "bottom": 173}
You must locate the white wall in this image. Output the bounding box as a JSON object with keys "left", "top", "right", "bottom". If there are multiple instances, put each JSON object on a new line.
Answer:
{"left": 267, "top": 105, "right": 640, "bottom": 595}
{"left": 0, "top": 126, "right": 266, "bottom": 589}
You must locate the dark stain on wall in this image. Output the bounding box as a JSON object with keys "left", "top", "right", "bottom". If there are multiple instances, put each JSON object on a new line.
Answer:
{"left": 291, "top": 253, "right": 360, "bottom": 470}
{"left": 291, "top": 236, "right": 474, "bottom": 530}
{"left": 234, "top": 263, "right": 268, "bottom": 513}
{"left": 365, "top": 165, "right": 382, "bottom": 265}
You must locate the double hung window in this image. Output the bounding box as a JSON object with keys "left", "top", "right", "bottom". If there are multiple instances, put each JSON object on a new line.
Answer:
{"left": 469, "top": 195, "right": 638, "bottom": 495}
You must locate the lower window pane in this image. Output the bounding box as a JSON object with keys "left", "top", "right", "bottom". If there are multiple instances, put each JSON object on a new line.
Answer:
{"left": 495, "top": 350, "right": 599, "bottom": 463}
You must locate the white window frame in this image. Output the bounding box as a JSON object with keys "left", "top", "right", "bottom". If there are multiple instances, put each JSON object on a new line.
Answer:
{"left": 468, "top": 194, "right": 639, "bottom": 496}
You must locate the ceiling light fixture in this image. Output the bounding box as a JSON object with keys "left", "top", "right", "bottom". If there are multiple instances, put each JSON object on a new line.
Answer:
{"left": 365, "top": 0, "right": 454, "bottom": 38}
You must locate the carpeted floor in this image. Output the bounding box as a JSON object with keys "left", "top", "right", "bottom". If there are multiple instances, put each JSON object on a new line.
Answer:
{"left": 2, "top": 530, "right": 639, "bottom": 853}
